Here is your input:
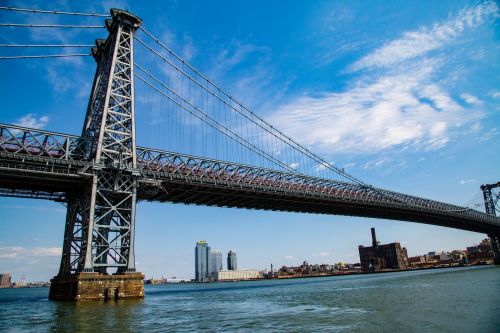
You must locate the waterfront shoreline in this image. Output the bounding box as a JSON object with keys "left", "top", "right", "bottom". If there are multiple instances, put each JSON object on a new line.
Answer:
{"left": 184, "top": 261, "right": 496, "bottom": 284}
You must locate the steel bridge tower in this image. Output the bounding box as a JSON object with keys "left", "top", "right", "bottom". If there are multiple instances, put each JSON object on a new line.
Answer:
{"left": 49, "top": 9, "right": 144, "bottom": 301}
{"left": 481, "top": 182, "right": 500, "bottom": 264}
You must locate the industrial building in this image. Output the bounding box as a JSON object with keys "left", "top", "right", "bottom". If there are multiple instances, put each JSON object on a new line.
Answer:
{"left": 216, "top": 270, "right": 261, "bottom": 281}
{"left": 358, "top": 228, "right": 408, "bottom": 272}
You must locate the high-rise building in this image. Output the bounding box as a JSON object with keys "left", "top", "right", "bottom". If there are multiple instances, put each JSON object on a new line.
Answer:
{"left": 209, "top": 250, "right": 223, "bottom": 277}
{"left": 195, "top": 241, "right": 211, "bottom": 282}
{"left": 0, "top": 273, "right": 11, "bottom": 288}
{"left": 227, "top": 250, "right": 237, "bottom": 270}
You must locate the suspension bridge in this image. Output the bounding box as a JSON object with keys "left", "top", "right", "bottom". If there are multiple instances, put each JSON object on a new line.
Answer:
{"left": 0, "top": 7, "right": 499, "bottom": 301}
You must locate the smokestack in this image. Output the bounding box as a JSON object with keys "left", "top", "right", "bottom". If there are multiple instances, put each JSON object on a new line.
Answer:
{"left": 371, "top": 228, "right": 377, "bottom": 247}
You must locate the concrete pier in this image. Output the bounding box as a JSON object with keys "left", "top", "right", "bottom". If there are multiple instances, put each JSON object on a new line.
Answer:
{"left": 49, "top": 272, "right": 144, "bottom": 301}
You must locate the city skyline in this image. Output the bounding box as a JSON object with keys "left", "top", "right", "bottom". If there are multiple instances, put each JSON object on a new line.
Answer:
{"left": 0, "top": 0, "right": 499, "bottom": 281}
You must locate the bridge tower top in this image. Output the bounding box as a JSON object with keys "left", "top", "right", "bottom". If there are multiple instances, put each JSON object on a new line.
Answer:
{"left": 481, "top": 182, "right": 500, "bottom": 217}
{"left": 108, "top": 8, "right": 142, "bottom": 30}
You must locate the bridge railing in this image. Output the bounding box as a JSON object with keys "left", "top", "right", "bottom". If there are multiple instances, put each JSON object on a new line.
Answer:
{"left": 0, "top": 123, "right": 90, "bottom": 161}
{"left": 136, "top": 147, "right": 499, "bottom": 226}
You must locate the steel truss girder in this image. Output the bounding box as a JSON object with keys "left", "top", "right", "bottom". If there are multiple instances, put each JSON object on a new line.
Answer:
{"left": 1, "top": 124, "right": 499, "bottom": 231}
{"left": 0, "top": 123, "right": 89, "bottom": 162}
{"left": 136, "top": 147, "right": 499, "bottom": 228}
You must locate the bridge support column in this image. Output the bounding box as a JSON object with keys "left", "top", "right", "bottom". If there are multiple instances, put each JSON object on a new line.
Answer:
{"left": 481, "top": 183, "right": 500, "bottom": 265}
{"left": 49, "top": 8, "right": 144, "bottom": 301}
{"left": 489, "top": 234, "right": 500, "bottom": 265}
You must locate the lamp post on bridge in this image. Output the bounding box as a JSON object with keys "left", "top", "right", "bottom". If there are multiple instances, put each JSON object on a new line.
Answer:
{"left": 49, "top": 8, "right": 144, "bottom": 301}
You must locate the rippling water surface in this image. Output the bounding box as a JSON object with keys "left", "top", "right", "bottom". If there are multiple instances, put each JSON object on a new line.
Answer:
{"left": 0, "top": 266, "right": 499, "bottom": 332}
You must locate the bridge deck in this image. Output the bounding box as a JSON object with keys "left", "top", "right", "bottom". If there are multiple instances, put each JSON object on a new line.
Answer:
{"left": 1, "top": 123, "right": 499, "bottom": 235}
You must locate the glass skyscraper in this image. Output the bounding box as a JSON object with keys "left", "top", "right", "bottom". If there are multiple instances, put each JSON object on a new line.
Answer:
{"left": 209, "top": 250, "right": 223, "bottom": 277}
{"left": 227, "top": 250, "right": 237, "bottom": 270}
{"left": 195, "top": 241, "right": 211, "bottom": 282}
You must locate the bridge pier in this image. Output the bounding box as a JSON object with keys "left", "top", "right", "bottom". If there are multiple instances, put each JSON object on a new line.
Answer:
{"left": 49, "top": 272, "right": 144, "bottom": 301}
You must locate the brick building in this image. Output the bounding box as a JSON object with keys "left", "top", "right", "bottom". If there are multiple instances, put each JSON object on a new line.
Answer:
{"left": 358, "top": 228, "right": 408, "bottom": 272}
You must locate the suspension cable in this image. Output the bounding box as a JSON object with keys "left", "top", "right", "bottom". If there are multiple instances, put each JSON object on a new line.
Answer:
{"left": 0, "top": 44, "right": 93, "bottom": 48}
{"left": 0, "top": 54, "right": 91, "bottom": 59}
{"left": 0, "top": 6, "right": 110, "bottom": 17}
{"left": 0, "top": 23, "right": 105, "bottom": 29}
{"left": 135, "top": 37, "right": 343, "bottom": 178}
{"left": 135, "top": 31, "right": 489, "bottom": 213}
{"left": 137, "top": 28, "right": 363, "bottom": 184}
{"left": 137, "top": 34, "right": 492, "bottom": 213}
{"left": 135, "top": 67, "right": 300, "bottom": 174}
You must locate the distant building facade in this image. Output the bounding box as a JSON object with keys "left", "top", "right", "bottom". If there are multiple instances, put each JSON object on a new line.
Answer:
{"left": 358, "top": 228, "right": 408, "bottom": 272}
{"left": 227, "top": 250, "right": 237, "bottom": 270}
{"left": 216, "top": 270, "right": 260, "bottom": 281}
{"left": 209, "top": 250, "right": 223, "bottom": 277}
{"left": 467, "top": 239, "right": 494, "bottom": 260}
{"left": 0, "top": 273, "right": 11, "bottom": 288}
{"left": 195, "top": 241, "right": 211, "bottom": 282}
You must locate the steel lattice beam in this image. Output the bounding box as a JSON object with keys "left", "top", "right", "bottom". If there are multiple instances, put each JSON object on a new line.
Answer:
{"left": 1, "top": 122, "right": 500, "bottom": 235}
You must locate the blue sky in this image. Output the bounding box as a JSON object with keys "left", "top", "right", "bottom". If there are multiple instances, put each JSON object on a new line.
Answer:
{"left": 0, "top": 0, "right": 499, "bottom": 281}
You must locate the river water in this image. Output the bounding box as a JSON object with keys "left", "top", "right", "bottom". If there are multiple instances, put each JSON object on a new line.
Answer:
{"left": 0, "top": 266, "right": 499, "bottom": 332}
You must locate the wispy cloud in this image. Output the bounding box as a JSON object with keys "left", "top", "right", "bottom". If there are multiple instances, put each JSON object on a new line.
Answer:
{"left": 268, "top": 3, "right": 494, "bottom": 155}
{"left": 269, "top": 60, "right": 481, "bottom": 154}
{"left": 285, "top": 255, "right": 294, "bottom": 260}
{"left": 489, "top": 91, "right": 500, "bottom": 98}
{"left": 459, "top": 179, "right": 475, "bottom": 185}
{"left": 349, "top": 2, "right": 498, "bottom": 72}
{"left": 0, "top": 246, "right": 61, "bottom": 260}
{"left": 460, "top": 93, "right": 482, "bottom": 105}
{"left": 312, "top": 252, "right": 331, "bottom": 257}
{"left": 15, "top": 114, "right": 49, "bottom": 129}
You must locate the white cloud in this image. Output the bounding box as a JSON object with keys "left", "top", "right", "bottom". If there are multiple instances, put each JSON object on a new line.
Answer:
{"left": 362, "top": 158, "right": 390, "bottom": 169}
{"left": 349, "top": 2, "right": 498, "bottom": 72}
{"left": 0, "top": 246, "right": 61, "bottom": 260}
{"left": 489, "top": 91, "right": 500, "bottom": 98}
{"left": 285, "top": 255, "right": 294, "bottom": 260}
{"left": 268, "top": 3, "right": 496, "bottom": 155}
{"left": 479, "top": 128, "right": 497, "bottom": 142}
{"left": 268, "top": 60, "right": 482, "bottom": 154}
{"left": 15, "top": 114, "right": 49, "bottom": 129}
{"left": 289, "top": 162, "right": 299, "bottom": 169}
{"left": 459, "top": 179, "right": 476, "bottom": 185}
{"left": 460, "top": 93, "right": 482, "bottom": 105}
{"left": 312, "top": 252, "right": 331, "bottom": 257}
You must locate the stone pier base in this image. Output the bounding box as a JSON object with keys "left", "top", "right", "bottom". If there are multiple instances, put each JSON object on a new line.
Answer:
{"left": 49, "top": 272, "right": 145, "bottom": 301}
